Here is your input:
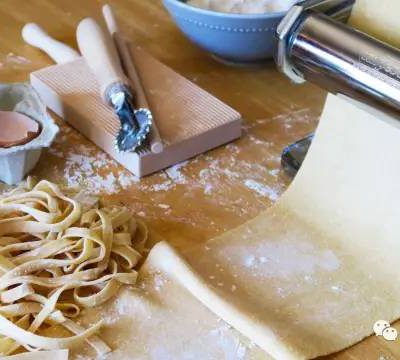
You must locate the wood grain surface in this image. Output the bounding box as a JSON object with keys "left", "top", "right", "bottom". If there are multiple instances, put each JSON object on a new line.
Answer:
{"left": 0, "top": 1, "right": 397, "bottom": 359}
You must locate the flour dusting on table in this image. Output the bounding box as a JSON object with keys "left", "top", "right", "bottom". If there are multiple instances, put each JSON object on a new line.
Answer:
{"left": 30, "top": 107, "right": 318, "bottom": 241}
{"left": 165, "top": 161, "right": 189, "bottom": 184}
{"left": 49, "top": 142, "right": 139, "bottom": 194}
{"left": 244, "top": 179, "right": 279, "bottom": 201}
{"left": 6, "top": 52, "right": 31, "bottom": 65}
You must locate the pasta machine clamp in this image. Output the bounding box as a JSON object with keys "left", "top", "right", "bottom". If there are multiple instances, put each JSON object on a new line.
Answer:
{"left": 276, "top": 0, "right": 355, "bottom": 84}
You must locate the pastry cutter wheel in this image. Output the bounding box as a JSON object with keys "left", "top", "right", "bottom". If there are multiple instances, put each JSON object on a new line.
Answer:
{"left": 77, "top": 18, "right": 152, "bottom": 153}
{"left": 276, "top": 0, "right": 400, "bottom": 175}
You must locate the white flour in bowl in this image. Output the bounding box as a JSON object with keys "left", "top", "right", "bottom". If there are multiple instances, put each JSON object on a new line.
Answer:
{"left": 187, "top": 0, "right": 298, "bottom": 14}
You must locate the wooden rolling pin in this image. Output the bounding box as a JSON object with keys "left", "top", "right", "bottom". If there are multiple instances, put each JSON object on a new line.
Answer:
{"left": 77, "top": 17, "right": 153, "bottom": 152}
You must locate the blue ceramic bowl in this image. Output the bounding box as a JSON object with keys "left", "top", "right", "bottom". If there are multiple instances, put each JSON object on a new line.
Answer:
{"left": 162, "top": 0, "right": 287, "bottom": 64}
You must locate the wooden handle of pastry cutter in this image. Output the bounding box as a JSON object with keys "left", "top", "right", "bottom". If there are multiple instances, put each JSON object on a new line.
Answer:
{"left": 76, "top": 17, "right": 130, "bottom": 103}
{"left": 102, "top": 4, "right": 164, "bottom": 154}
{"left": 22, "top": 23, "right": 80, "bottom": 64}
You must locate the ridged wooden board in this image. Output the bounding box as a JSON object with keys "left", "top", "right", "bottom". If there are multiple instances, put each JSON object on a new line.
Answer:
{"left": 31, "top": 45, "right": 242, "bottom": 177}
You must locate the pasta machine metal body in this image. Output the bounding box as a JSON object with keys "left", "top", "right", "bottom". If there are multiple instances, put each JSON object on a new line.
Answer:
{"left": 276, "top": 0, "right": 400, "bottom": 175}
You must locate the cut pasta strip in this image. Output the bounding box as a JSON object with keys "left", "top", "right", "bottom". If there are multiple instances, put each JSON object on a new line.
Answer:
{"left": 2, "top": 349, "right": 69, "bottom": 360}
{"left": 0, "top": 179, "right": 147, "bottom": 357}
{"left": 0, "top": 315, "right": 103, "bottom": 349}
{"left": 0, "top": 283, "right": 34, "bottom": 303}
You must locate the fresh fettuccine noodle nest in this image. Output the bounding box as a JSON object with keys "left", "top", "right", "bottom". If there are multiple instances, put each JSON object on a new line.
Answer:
{"left": 0, "top": 178, "right": 148, "bottom": 356}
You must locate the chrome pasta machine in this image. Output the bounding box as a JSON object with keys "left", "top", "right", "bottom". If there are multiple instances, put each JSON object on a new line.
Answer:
{"left": 276, "top": 0, "right": 400, "bottom": 175}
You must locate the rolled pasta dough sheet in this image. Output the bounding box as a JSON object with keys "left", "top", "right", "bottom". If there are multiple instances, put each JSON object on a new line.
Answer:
{"left": 350, "top": 0, "right": 400, "bottom": 48}
{"left": 184, "top": 95, "right": 400, "bottom": 359}
{"left": 67, "top": 245, "right": 268, "bottom": 360}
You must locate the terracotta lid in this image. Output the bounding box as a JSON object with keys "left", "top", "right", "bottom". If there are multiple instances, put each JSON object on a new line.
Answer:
{"left": 0, "top": 111, "right": 41, "bottom": 148}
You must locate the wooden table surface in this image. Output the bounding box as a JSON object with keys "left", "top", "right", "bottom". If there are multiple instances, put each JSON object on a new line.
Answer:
{"left": 0, "top": 1, "right": 398, "bottom": 359}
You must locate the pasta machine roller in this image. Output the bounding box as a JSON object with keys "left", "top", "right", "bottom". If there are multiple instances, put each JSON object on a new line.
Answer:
{"left": 276, "top": 0, "right": 400, "bottom": 175}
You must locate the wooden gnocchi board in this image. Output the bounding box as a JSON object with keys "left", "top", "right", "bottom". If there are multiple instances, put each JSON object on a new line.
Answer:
{"left": 30, "top": 45, "right": 242, "bottom": 177}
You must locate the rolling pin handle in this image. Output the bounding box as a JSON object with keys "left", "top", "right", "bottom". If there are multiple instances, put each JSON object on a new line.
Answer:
{"left": 102, "top": 4, "right": 119, "bottom": 35}
{"left": 22, "top": 23, "right": 80, "bottom": 64}
{"left": 76, "top": 17, "right": 130, "bottom": 104}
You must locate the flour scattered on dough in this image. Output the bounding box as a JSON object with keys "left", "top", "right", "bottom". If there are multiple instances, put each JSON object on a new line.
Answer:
{"left": 331, "top": 285, "right": 344, "bottom": 293}
{"left": 139, "top": 272, "right": 168, "bottom": 294}
{"left": 208, "top": 323, "right": 248, "bottom": 359}
{"left": 153, "top": 273, "right": 167, "bottom": 292}
{"left": 244, "top": 254, "right": 256, "bottom": 268}
{"left": 219, "top": 240, "right": 341, "bottom": 279}
{"left": 147, "top": 320, "right": 251, "bottom": 360}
